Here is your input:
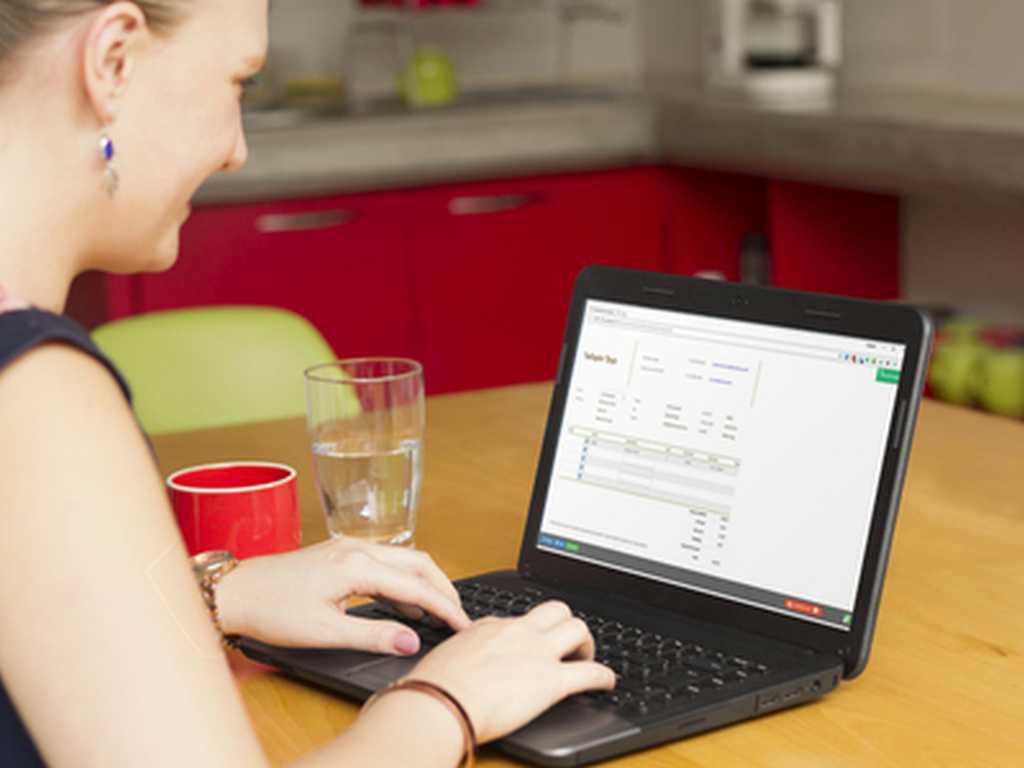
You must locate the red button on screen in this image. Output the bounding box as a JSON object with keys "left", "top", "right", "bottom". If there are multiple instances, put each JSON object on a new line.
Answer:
{"left": 785, "top": 598, "right": 823, "bottom": 617}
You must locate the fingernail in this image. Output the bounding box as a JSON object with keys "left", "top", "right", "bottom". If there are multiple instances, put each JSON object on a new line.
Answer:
{"left": 394, "top": 631, "right": 420, "bottom": 655}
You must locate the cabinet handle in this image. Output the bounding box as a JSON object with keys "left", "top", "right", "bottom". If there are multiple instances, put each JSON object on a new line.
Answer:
{"left": 256, "top": 209, "right": 355, "bottom": 233}
{"left": 448, "top": 193, "right": 540, "bottom": 216}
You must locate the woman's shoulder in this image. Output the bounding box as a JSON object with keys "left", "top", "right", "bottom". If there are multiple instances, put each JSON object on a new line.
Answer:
{"left": 0, "top": 308, "right": 132, "bottom": 403}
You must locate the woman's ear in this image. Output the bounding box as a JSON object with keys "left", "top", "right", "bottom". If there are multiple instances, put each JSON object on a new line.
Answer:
{"left": 82, "top": 2, "right": 148, "bottom": 124}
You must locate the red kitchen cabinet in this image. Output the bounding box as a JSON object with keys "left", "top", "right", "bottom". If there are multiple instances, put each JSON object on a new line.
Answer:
{"left": 106, "top": 192, "right": 415, "bottom": 359}
{"left": 665, "top": 169, "right": 901, "bottom": 299}
{"left": 769, "top": 180, "right": 901, "bottom": 299}
{"left": 664, "top": 168, "right": 767, "bottom": 281}
{"left": 92, "top": 166, "right": 902, "bottom": 397}
{"left": 409, "top": 168, "right": 665, "bottom": 394}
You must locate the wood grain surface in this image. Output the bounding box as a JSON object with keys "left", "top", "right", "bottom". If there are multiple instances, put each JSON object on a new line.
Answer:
{"left": 153, "top": 384, "right": 1024, "bottom": 767}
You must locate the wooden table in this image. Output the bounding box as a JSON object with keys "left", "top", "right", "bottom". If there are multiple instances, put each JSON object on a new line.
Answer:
{"left": 153, "top": 383, "right": 1024, "bottom": 767}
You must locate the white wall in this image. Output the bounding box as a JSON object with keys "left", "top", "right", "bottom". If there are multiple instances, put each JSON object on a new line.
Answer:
{"left": 904, "top": 193, "right": 1024, "bottom": 324}
{"left": 841, "top": 0, "right": 1024, "bottom": 102}
{"left": 637, "top": 0, "right": 702, "bottom": 81}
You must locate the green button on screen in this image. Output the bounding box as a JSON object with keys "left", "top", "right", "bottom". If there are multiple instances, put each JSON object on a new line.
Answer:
{"left": 876, "top": 368, "right": 900, "bottom": 385}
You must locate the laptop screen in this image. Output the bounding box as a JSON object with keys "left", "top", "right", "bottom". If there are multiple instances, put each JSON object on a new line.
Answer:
{"left": 537, "top": 299, "right": 906, "bottom": 631}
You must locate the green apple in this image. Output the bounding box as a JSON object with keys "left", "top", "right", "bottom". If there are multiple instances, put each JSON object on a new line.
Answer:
{"left": 973, "top": 349, "right": 1024, "bottom": 419}
{"left": 929, "top": 342, "right": 985, "bottom": 405}
{"left": 939, "top": 317, "right": 984, "bottom": 344}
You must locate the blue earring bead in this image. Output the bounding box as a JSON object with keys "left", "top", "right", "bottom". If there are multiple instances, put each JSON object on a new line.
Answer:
{"left": 100, "top": 134, "right": 115, "bottom": 162}
{"left": 99, "top": 132, "right": 119, "bottom": 197}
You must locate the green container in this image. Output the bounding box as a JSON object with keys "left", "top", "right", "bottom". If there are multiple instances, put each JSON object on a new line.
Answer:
{"left": 401, "top": 46, "right": 457, "bottom": 108}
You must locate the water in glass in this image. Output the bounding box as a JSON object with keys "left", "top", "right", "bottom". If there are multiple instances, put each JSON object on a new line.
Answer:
{"left": 312, "top": 435, "right": 422, "bottom": 546}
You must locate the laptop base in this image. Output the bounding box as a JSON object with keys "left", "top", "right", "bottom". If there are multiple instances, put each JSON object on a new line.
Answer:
{"left": 239, "top": 570, "right": 842, "bottom": 766}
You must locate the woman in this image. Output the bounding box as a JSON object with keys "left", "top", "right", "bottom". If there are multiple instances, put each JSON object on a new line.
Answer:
{"left": 0, "top": 2, "right": 614, "bottom": 765}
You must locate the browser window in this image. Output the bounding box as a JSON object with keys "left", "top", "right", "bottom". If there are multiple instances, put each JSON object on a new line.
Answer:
{"left": 537, "top": 299, "right": 906, "bottom": 631}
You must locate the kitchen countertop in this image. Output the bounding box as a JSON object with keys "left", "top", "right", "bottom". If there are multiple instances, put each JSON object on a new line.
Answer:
{"left": 656, "top": 83, "right": 1024, "bottom": 196}
{"left": 198, "top": 94, "right": 658, "bottom": 203}
{"left": 196, "top": 81, "right": 1024, "bottom": 204}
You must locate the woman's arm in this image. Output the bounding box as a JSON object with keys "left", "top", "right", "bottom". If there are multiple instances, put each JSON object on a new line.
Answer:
{"left": 0, "top": 344, "right": 269, "bottom": 766}
{"left": 0, "top": 344, "right": 612, "bottom": 767}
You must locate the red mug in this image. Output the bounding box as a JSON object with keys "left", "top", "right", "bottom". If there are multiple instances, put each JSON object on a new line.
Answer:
{"left": 167, "top": 461, "right": 301, "bottom": 559}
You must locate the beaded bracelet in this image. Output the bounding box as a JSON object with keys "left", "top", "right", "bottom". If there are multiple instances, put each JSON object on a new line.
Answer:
{"left": 363, "top": 679, "right": 477, "bottom": 768}
{"left": 191, "top": 551, "right": 240, "bottom": 650}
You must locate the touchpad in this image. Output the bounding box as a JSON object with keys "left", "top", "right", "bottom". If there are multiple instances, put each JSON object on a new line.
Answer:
{"left": 347, "top": 656, "right": 421, "bottom": 690}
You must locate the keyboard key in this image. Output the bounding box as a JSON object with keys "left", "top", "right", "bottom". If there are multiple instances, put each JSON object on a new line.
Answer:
{"left": 616, "top": 677, "right": 647, "bottom": 694}
{"left": 631, "top": 685, "right": 659, "bottom": 701}
{"left": 622, "top": 698, "right": 649, "bottom": 716}
{"left": 650, "top": 660, "right": 672, "bottom": 677}
{"left": 626, "top": 652, "right": 660, "bottom": 666}
{"left": 683, "top": 656, "right": 725, "bottom": 674}
{"left": 603, "top": 691, "right": 625, "bottom": 707}
{"left": 623, "top": 664, "right": 655, "bottom": 682}
{"left": 418, "top": 628, "right": 448, "bottom": 646}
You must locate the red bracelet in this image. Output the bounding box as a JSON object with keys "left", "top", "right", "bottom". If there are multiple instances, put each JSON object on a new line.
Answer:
{"left": 363, "top": 678, "right": 477, "bottom": 768}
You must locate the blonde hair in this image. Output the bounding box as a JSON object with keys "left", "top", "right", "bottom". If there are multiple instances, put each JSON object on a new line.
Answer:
{"left": 1, "top": 1, "right": 187, "bottom": 79}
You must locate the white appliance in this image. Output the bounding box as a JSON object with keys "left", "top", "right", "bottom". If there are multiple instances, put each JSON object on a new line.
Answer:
{"left": 702, "top": 0, "right": 842, "bottom": 106}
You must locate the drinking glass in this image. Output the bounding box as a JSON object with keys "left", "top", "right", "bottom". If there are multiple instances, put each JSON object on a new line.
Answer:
{"left": 304, "top": 358, "right": 424, "bottom": 546}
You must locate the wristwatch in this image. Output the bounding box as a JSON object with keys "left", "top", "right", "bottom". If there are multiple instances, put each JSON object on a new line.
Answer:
{"left": 191, "top": 550, "right": 240, "bottom": 648}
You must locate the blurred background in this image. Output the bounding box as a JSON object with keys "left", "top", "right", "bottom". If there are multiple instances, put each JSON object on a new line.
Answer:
{"left": 70, "top": 0, "right": 1024, "bottom": 419}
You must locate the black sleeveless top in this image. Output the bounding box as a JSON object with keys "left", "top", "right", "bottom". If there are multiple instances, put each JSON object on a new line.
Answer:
{"left": 0, "top": 309, "right": 132, "bottom": 766}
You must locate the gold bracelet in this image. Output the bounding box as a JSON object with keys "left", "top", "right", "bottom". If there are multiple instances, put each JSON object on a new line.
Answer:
{"left": 363, "top": 679, "right": 477, "bottom": 768}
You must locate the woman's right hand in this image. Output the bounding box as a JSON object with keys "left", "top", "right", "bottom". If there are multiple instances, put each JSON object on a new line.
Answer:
{"left": 407, "top": 600, "right": 616, "bottom": 744}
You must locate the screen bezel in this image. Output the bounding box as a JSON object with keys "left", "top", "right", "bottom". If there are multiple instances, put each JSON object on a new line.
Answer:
{"left": 517, "top": 266, "right": 932, "bottom": 678}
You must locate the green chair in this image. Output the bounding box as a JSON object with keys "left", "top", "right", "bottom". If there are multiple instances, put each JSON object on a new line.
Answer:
{"left": 92, "top": 306, "right": 337, "bottom": 435}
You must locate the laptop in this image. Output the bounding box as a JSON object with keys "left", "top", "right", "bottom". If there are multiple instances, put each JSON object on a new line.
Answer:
{"left": 240, "top": 266, "right": 932, "bottom": 766}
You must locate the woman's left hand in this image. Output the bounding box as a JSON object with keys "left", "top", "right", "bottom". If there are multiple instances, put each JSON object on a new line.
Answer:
{"left": 215, "top": 537, "right": 470, "bottom": 655}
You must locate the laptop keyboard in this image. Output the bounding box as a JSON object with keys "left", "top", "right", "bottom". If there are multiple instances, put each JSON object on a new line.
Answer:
{"left": 375, "top": 580, "right": 771, "bottom": 718}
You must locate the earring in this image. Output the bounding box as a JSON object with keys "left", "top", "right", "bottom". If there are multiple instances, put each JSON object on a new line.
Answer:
{"left": 99, "top": 133, "right": 119, "bottom": 197}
